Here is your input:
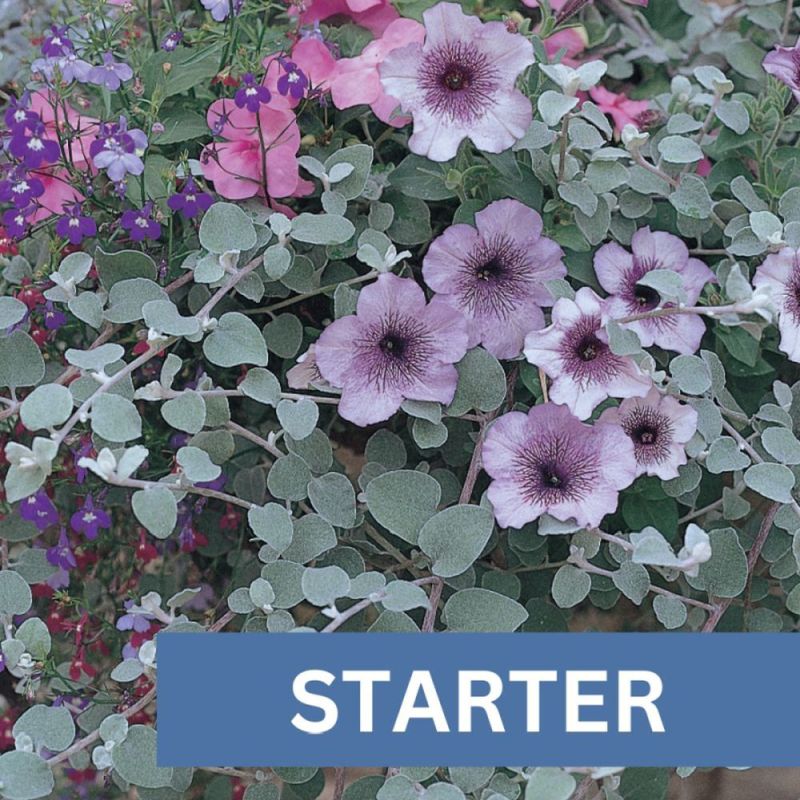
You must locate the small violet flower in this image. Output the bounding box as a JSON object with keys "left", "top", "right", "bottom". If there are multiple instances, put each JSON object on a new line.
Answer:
{"left": 121, "top": 202, "right": 161, "bottom": 242}
{"left": 167, "top": 177, "right": 214, "bottom": 219}
{"left": 763, "top": 38, "right": 800, "bottom": 102}
{"left": 116, "top": 599, "right": 154, "bottom": 633}
{"left": 41, "top": 25, "right": 74, "bottom": 58}
{"left": 161, "top": 31, "right": 184, "bottom": 52}
{"left": 54, "top": 202, "right": 96, "bottom": 245}
{"left": 2, "top": 207, "right": 32, "bottom": 240}
{"left": 0, "top": 167, "right": 44, "bottom": 209}
{"left": 47, "top": 529, "right": 77, "bottom": 571}
{"left": 201, "top": 0, "right": 244, "bottom": 22}
{"left": 70, "top": 495, "right": 111, "bottom": 540}
{"left": 87, "top": 53, "right": 134, "bottom": 92}
{"left": 43, "top": 301, "right": 67, "bottom": 331}
{"left": 234, "top": 73, "right": 272, "bottom": 112}
{"left": 523, "top": 287, "right": 652, "bottom": 420}
{"left": 483, "top": 402, "right": 637, "bottom": 529}
{"left": 422, "top": 198, "right": 566, "bottom": 359}
{"left": 19, "top": 489, "right": 59, "bottom": 530}
{"left": 277, "top": 59, "right": 309, "bottom": 100}
{"left": 90, "top": 117, "right": 148, "bottom": 183}
{"left": 379, "top": 2, "right": 534, "bottom": 161}
{"left": 4, "top": 95, "right": 37, "bottom": 133}
{"left": 8, "top": 122, "right": 60, "bottom": 169}
{"left": 314, "top": 272, "right": 469, "bottom": 426}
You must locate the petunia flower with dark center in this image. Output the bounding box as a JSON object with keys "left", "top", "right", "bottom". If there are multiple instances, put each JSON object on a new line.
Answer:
{"left": 483, "top": 402, "right": 637, "bottom": 529}
{"left": 315, "top": 273, "right": 469, "bottom": 426}
{"left": 599, "top": 388, "right": 698, "bottom": 480}
{"left": 423, "top": 199, "right": 566, "bottom": 359}
{"left": 594, "top": 226, "right": 715, "bottom": 355}
{"left": 753, "top": 246, "right": 800, "bottom": 362}
{"left": 524, "top": 287, "right": 652, "bottom": 420}
{"left": 380, "top": 2, "right": 534, "bottom": 161}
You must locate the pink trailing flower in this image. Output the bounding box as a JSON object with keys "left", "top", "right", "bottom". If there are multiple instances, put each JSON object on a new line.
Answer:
{"left": 753, "top": 247, "right": 800, "bottom": 362}
{"left": 588, "top": 85, "right": 649, "bottom": 137}
{"left": 291, "top": 0, "right": 399, "bottom": 35}
{"left": 598, "top": 388, "right": 698, "bottom": 480}
{"left": 422, "top": 199, "right": 566, "bottom": 359}
{"left": 483, "top": 402, "right": 637, "bottom": 529}
{"left": 200, "top": 99, "right": 313, "bottom": 202}
{"left": 594, "top": 226, "right": 715, "bottom": 355}
{"left": 314, "top": 273, "right": 469, "bottom": 426}
{"left": 524, "top": 287, "right": 652, "bottom": 420}
{"left": 762, "top": 39, "right": 800, "bottom": 102}
{"left": 379, "top": 2, "right": 534, "bottom": 162}
{"left": 542, "top": 27, "right": 588, "bottom": 68}
{"left": 330, "top": 19, "right": 426, "bottom": 127}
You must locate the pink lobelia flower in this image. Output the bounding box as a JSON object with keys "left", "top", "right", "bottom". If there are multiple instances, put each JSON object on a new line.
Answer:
{"left": 314, "top": 273, "right": 469, "bottom": 426}
{"left": 594, "top": 226, "right": 715, "bottom": 355}
{"left": 379, "top": 2, "right": 534, "bottom": 162}
{"left": 762, "top": 39, "right": 800, "bottom": 102}
{"left": 422, "top": 198, "right": 566, "bottom": 359}
{"left": 330, "top": 19, "right": 426, "bottom": 127}
{"left": 291, "top": 0, "right": 399, "bottom": 36}
{"left": 483, "top": 402, "right": 637, "bottom": 529}
{"left": 524, "top": 287, "right": 652, "bottom": 420}
{"left": 200, "top": 98, "right": 313, "bottom": 202}
{"left": 753, "top": 246, "right": 800, "bottom": 362}
{"left": 598, "top": 387, "right": 698, "bottom": 480}
{"left": 588, "top": 85, "right": 649, "bottom": 137}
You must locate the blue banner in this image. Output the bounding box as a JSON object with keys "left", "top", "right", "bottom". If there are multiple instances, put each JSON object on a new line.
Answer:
{"left": 157, "top": 632, "right": 800, "bottom": 767}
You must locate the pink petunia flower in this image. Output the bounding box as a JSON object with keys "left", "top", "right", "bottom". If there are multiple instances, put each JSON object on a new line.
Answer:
{"left": 594, "top": 226, "right": 715, "bottom": 355}
{"left": 291, "top": 0, "right": 399, "bottom": 35}
{"left": 200, "top": 98, "right": 313, "bottom": 202}
{"left": 762, "top": 39, "right": 800, "bottom": 102}
{"left": 330, "top": 18, "right": 426, "bottom": 127}
{"left": 598, "top": 388, "right": 698, "bottom": 480}
{"left": 524, "top": 287, "right": 652, "bottom": 420}
{"left": 379, "top": 2, "right": 534, "bottom": 162}
{"left": 753, "top": 246, "right": 800, "bottom": 362}
{"left": 588, "top": 85, "right": 649, "bottom": 137}
{"left": 422, "top": 198, "right": 566, "bottom": 359}
{"left": 483, "top": 402, "right": 637, "bottom": 529}
{"left": 314, "top": 273, "right": 469, "bottom": 426}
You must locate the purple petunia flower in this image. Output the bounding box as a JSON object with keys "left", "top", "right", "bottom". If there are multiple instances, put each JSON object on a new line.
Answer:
{"left": 43, "top": 301, "right": 67, "bottom": 330}
{"left": 379, "top": 2, "right": 534, "bottom": 162}
{"left": 277, "top": 59, "right": 309, "bottom": 100}
{"left": 167, "top": 177, "right": 214, "bottom": 219}
{"left": 524, "top": 287, "right": 652, "bottom": 420}
{"left": 753, "top": 246, "right": 800, "bottom": 362}
{"left": 763, "top": 39, "right": 800, "bottom": 102}
{"left": 90, "top": 117, "right": 148, "bottom": 183}
{"left": 234, "top": 73, "right": 272, "bottom": 112}
{"left": 0, "top": 167, "right": 44, "bottom": 209}
{"left": 483, "top": 402, "right": 637, "bottom": 529}
{"left": 422, "top": 199, "right": 566, "bottom": 359}
{"left": 315, "top": 272, "right": 469, "bottom": 426}
{"left": 161, "top": 31, "right": 184, "bottom": 52}
{"left": 87, "top": 53, "right": 134, "bottom": 92}
{"left": 201, "top": 0, "right": 244, "bottom": 22}
{"left": 121, "top": 202, "right": 161, "bottom": 241}
{"left": 594, "top": 227, "right": 715, "bottom": 355}
{"left": 8, "top": 122, "right": 60, "bottom": 169}
{"left": 19, "top": 489, "right": 59, "bottom": 530}
{"left": 46, "top": 528, "right": 77, "bottom": 571}
{"left": 598, "top": 388, "right": 698, "bottom": 481}
{"left": 41, "top": 25, "right": 74, "bottom": 58}
{"left": 70, "top": 495, "right": 111, "bottom": 540}
{"left": 54, "top": 202, "right": 97, "bottom": 245}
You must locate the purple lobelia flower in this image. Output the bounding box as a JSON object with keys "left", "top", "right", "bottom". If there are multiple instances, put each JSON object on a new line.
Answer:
{"left": 8, "top": 122, "right": 60, "bottom": 169}
{"left": 70, "top": 495, "right": 111, "bottom": 540}
{"left": 0, "top": 167, "right": 44, "bottom": 208}
{"left": 201, "top": 0, "right": 244, "bottom": 22}
{"left": 379, "top": 2, "right": 534, "bottom": 162}
{"left": 763, "top": 39, "right": 800, "bottom": 102}
{"left": 32, "top": 52, "right": 92, "bottom": 85}
{"left": 4, "top": 94, "right": 37, "bottom": 134}
{"left": 277, "top": 59, "right": 309, "bottom": 100}
{"left": 54, "top": 202, "right": 97, "bottom": 245}
{"left": 19, "top": 489, "right": 59, "bottom": 530}
{"left": 167, "top": 177, "right": 214, "bottom": 219}
{"left": 87, "top": 53, "right": 134, "bottom": 91}
{"left": 598, "top": 388, "right": 698, "bottom": 480}
{"left": 315, "top": 272, "right": 469, "bottom": 426}
{"left": 47, "top": 528, "right": 77, "bottom": 571}
{"left": 422, "top": 199, "right": 566, "bottom": 359}
{"left": 753, "top": 246, "right": 800, "bottom": 362}
{"left": 116, "top": 599, "right": 154, "bottom": 633}
{"left": 41, "top": 25, "right": 74, "bottom": 58}
{"left": 483, "top": 402, "right": 637, "bottom": 529}
{"left": 3, "top": 207, "right": 32, "bottom": 240}
{"left": 524, "top": 287, "right": 652, "bottom": 420}
{"left": 43, "top": 301, "right": 67, "bottom": 330}
{"left": 594, "top": 227, "right": 715, "bottom": 355}
{"left": 161, "top": 31, "right": 184, "bottom": 52}
{"left": 235, "top": 73, "right": 272, "bottom": 112}
{"left": 90, "top": 117, "right": 148, "bottom": 183}
{"left": 121, "top": 202, "right": 161, "bottom": 242}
